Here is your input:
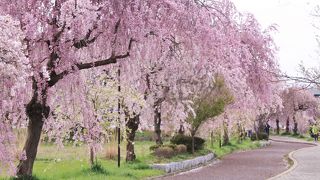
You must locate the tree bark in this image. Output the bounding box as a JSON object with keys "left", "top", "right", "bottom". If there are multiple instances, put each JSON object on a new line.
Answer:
{"left": 90, "top": 146, "right": 95, "bottom": 167}
{"left": 154, "top": 105, "right": 163, "bottom": 145}
{"left": 222, "top": 121, "right": 229, "bottom": 146}
{"left": 126, "top": 114, "right": 139, "bottom": 162}
{"left": 286, "top": 118, "right": 290, "bottom": 133}
{"left": 293, "top": 116, "right": 298, "bottom": 135}
{"left": 16, "top": 89, "right": 49, "bottom": 177}
{"left": 276, "top": 119, "right": 280, "bottom": 135}
{"left": 191, "top": 133, "right": 195, "bottom": 154}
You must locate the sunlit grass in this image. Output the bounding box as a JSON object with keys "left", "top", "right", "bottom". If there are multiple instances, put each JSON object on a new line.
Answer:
{"left": 207, "top": 138, "right": 261, "bottom": 158}
{"left": 1, "top": 136, "right": 262, "bottom": 179}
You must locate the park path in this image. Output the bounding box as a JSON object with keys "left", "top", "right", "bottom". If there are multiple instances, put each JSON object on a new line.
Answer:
{"left": 156, "top": 137, "right": 313, "bottom": 180}
{"left": 269, "top": 136, "right": 320, "bottom": 180}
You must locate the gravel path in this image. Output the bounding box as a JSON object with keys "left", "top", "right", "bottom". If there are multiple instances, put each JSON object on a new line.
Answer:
{"left": 157, "top": 140, "right": 312, "bottom": 180}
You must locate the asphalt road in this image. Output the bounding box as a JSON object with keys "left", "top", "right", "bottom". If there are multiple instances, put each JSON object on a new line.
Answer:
{"left": 157, "top": 141, "right": 312, "bottom": 180}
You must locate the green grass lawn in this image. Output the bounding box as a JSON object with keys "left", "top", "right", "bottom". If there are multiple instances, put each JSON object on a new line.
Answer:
{"left": 30, "top": 159, "right": 162, "bottom": 180}
{"left": 207, "top": 138, "right": 261, "bottom": 158}
{"left": 271, "top": 130, "right": 314, "bottom": 142}
{"left": 1, "top": 137, "right": 263, "bottom": 180}
{"left": 281, "top": 133, "right": 313, "bottom": 141}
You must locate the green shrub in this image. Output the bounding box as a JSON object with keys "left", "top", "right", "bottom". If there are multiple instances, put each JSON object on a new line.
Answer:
{"left": 154, "top": 147, "right": 175, "bottom": 158}
{"left": 166, "top": 144, "right": 177, "bottom": 149}
{"left": 149, "top": 144, "right": 176, "bottom": 152}
{"left": 170, "top": 134, "right": 205, "bottom": 152}
{"left": 90, "top": 161, "right": 109, "bottom": 175}
{"left": 149, "top": 144, "right": 162, "bottom": 151}
{"left": 175, "top": 144, "right": 187, "bottom": 153}
{"left": 250, "top": 132, "right": 268, "bottom": 141}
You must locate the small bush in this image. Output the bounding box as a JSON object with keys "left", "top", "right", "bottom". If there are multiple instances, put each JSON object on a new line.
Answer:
{"left": 250, "top": 132, "right": 268, "bottom": 141}
{"left": 150, "top": 144, "right": 176, "bottom": 151}
{"left": 154, "top": 147, "right": 175, "bottom": 158}
{"left": 170, "top": 134, "right": 205, "bottom": 152}
{"left": 105, "top": 145, "right": 117, "bottom": 160}
{"left": 175, "top": 144, "right": 187, "bottom": 153}
{"left": 166, "top": 144, "right": 177, "bottom": 149}
{"left": 91, "top": 162, "right": 108, "bottom": 175}
{"left": 149, "top": 144, "right": 162, "bottom": 151}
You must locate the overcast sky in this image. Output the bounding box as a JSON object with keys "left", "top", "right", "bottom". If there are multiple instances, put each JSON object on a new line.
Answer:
{"left": 231, "top": 0, "right": 319, "bottom": 76}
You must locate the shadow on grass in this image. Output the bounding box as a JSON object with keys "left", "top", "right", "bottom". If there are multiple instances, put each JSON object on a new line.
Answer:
{"left": 126, "top": 161, "right": 150, "bottom": 170}
{"left": 82, "top": 162, "right": 109, "bottom": 175}
{"left": 9, "top": 175, "right": 40, "bottom": 180}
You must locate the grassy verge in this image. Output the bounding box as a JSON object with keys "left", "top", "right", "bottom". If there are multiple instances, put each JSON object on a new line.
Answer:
{"left": 275, "top": 131, "right": 314, "bottom": 142}
{"left": 207, "top": 138, "right": 261, "bottom": 158}
{"left": 1, "top": 141, "right": 164, "bottom": 180}
{"left": 1, "top": 137, "right": 263, "bottom": 180}
{"left": 30, "top": 159, "right": 163, "bottom": 180}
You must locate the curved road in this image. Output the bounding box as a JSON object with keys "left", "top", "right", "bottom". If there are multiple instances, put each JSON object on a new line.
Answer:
{"left": 157, "top": 141, "right": 313, "bottom": 180}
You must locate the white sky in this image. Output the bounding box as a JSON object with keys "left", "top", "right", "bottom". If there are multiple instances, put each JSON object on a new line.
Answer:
{"left": 231, "top": 0, "right": 320, "bottom": 76}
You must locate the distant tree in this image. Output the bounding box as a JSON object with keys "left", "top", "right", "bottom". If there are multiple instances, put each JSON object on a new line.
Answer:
{"left": 186, "top": 75, "right": 233, "bottom": 153}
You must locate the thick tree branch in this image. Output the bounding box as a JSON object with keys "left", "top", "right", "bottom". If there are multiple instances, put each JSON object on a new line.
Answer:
{"left": 48, "top": 38, "right": 135, "bottom": 87}
{"left": 73, "top": 28, "right": 102, "bottom": 49}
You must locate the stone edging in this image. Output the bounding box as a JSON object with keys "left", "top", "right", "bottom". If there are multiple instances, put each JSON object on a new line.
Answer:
{"left": 267, "top": 138, "right": 318, "bottom": 180}
{"left": 151, "top": 153, "right": 215, "bottom": 174}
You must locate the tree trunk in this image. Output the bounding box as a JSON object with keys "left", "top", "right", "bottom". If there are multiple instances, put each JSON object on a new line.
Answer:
{"left": 276, "top": 119, "right": 280, "bottom": 135}
{"left": 293, "top": 117, "right": 298, "bottom": 135}
{"left": 178, "top": 124, "right": 185, "bottom": 135}
{"left": 293, "top": 121, "right": 298, "bottom": 135}
{"left": 191, "top": 134, "right": 194, "bottom": 154}
{"left": 154, "top": 105, "right": 163, "bottom": 145}
{"left": 16, "top": 91, "right": 49, "bottom": 177}
{"left": 210, "top": 131, "right": 214, "bottom": 148}
{"left": 286, "top": 118, "right": 290, "bottom": 133}
{"left": 90, "top": 146, "right": 95, "bottom": 167}
{"left": 222, "top": 121, "right": 229, "bottom": 146}
{"left": 126, "top": 115, "right": 139, "bottom": 162}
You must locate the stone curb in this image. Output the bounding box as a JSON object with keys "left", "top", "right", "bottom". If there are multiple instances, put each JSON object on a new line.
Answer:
{"left": 150, "top": 153, "right": 215, "bottom": 174}
{"left": 269, "top": 138, "right": 317, "bottom": 146}
{"left": 267, "top": 138, "right": 318, "bottom": 180}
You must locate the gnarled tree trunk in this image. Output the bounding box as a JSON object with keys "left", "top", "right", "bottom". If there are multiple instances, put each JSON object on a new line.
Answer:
{"left": 293, "top": 116, "right": 298, "bottom": 135}
{"left": 222, "top": 121, "right": 229, "bottom": 146}
{"left": 90, "top": 147, "right": 95, "bottom": 167}
{"left": 286, "top": 117, "right": 290, "bottom": 133}
{"left": 154, "top": 105, "right": 163, "bottom": 145}
{"left": 191, "top": 133, "right": 195, "bottom": 154}
{"left": 126, "top": 114, "right": 140, "bottom": 162}
{"left": 276, "top": 119, "right": 280, "bottom": 135}
{"left": 17, "top": 85, "right": 49, "bottom": 177}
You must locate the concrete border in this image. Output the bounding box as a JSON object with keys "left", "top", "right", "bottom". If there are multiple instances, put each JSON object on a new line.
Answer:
{"left": 151, "top": 153, "right": 215, "bottom": 174}
{"left": 147, "top": 155, "right": 219, "bottom": 180}
{"left": 269, "top": 138, "right": 316, "bottom": 146}
{"left": 267, "top": 138, "right": 318, "bottom": 180}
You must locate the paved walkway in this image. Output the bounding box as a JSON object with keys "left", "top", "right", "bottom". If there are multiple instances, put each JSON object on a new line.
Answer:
{"left": 269, "top": 136, "right": 320, "bottom": 180}
{"left": 157, "top": 137, "right": 312, "bottom": 180}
